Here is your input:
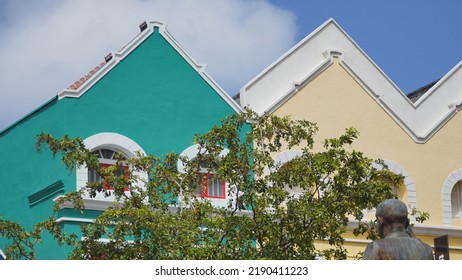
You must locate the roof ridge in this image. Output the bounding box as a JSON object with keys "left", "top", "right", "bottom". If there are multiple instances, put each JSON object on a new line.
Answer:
{"left": 67, "top": 61, "right": 106, "bottom": 90}
{"left": 57, "top": 20, "right": 242, "bottom": 113}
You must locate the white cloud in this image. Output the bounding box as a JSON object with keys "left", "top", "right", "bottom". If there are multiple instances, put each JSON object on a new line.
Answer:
{"left": 0, "top": 0, "right": 297, "bottom": 130}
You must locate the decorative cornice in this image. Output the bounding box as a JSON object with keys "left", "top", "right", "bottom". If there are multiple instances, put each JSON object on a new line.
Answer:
{"left": 240, "top": 18, "right": 462, "bottom": 143}
{"left": 266, "top": 55, "right": 333, "bottom": 115}
{"left": 57, "top": 20, "right": 241, "bottom": 113}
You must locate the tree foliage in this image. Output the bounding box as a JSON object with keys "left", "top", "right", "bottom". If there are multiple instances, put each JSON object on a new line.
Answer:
{"left": 1, "top": 109, "right": 416, "bottom": 259}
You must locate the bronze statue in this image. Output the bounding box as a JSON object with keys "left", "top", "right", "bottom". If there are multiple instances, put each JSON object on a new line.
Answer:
{"left": 362, "top": 199, "right": 434, "bottom": 260}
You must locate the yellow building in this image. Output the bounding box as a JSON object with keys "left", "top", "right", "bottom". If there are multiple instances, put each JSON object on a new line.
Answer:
{"left": 239, "top": 19, "right": 462, "bottom": 259}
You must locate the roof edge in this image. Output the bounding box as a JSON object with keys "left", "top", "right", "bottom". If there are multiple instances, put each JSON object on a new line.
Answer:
{"left": 238, "top": 17, "right": 462, "bottom": 143}
{"left": 240, "top": 18, "right": 337, "bottom": 103}
{"left": 57, "top": 20, "right": 242, "bottom": 113}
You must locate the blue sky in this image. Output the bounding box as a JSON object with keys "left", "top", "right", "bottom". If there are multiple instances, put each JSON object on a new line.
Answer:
{"left": 0, "top": 0, "right": 461, "bottom": 131}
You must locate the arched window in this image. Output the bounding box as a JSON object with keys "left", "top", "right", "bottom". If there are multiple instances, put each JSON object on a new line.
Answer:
{"left": 276, "top": 161, "right": 306, "bottom": 199}
{"left": 178, "top": 144, "right": 230, "bottom": 205}
{"left": 451, "top": 181, "right": 462, "bottom": 218}
{"left": 358, "top": 160, "right": 415, "bottom": 221}
{"left": 88, "top": 148, "right": 129, "bottom": 191}
{"left": 76, "top": 132, "right": 147, "bottom": 202}
{"left": 373, "top": 160, "right": 416, "bottom": 209}
{"left": 271, "top": 150, "right": 304, "bottom": 198}
{"left": 382, "top": 176, "right": 407, "bottom": 202}
{"left": 441, "top": 169, "right": 462, "bottom": 225}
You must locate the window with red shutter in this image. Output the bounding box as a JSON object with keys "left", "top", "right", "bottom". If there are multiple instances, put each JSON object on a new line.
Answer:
{"left": 194, "top": 173, "right": 226, "bottom": 199}
{"left": 88, "top": 149, "right": 129, "bottom": 192}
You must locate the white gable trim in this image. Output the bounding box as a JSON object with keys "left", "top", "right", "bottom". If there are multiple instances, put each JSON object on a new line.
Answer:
{"left": 58, "top": 21, "right": 241, "bottom": 114}
{"left": 240, "top": 18, "right": 462, "bottom": 143}
{"left": 266, "top": 55, "right": 334, "bottom": 115}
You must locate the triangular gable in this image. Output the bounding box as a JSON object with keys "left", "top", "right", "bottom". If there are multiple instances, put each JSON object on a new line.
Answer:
{"left": 58, "top": 21, "right": 241, "bottom": 113}
{"left": 240, "top": 18, "right": 462, "bottom": 143}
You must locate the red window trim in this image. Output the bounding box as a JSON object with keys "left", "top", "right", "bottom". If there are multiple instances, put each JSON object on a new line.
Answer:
{"left": 197, "top": 173, "right": 226, "bottom": 199}
{"left": 98, "top": 163, "right": 129, "bottom": 192}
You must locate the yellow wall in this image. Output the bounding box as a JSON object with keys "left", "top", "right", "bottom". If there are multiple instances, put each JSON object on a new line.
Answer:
{"left": 272, "top": 59, "right": 462, "bottom": 258}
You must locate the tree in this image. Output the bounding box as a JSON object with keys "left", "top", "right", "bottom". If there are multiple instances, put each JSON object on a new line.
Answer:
{"left": 1, "top": 109, "right": 410, "bottom": 259}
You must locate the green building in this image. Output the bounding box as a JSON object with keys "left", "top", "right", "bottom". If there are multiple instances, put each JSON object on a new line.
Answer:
{"left": 0, "top": 21, "right": 241, "bottom": 259}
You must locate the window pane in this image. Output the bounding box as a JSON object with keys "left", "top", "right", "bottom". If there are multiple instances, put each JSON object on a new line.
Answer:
{"left": 100, "top": 149, "right": 115, "bottom": 159}
{"left": 452, "top": 181, "right": 462, "bottom": 217}
{"left": 208, "top": 177, "right": 223, "bottom": 197}
{"left": 194, "top": 186, "right": 202, "bottom": 196}
{"left": 115, "top": 167, "right": 125, "bottom": 177}
{"left": 192, "top": 174, "right": 206, "bottom": 196}
{"left": 88, "top": 168, "right": 101, "bottom": 182}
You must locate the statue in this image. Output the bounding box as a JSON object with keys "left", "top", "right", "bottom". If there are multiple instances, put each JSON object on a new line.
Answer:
{"left": 362, "top": 199, "right": 434, "bottom": 260}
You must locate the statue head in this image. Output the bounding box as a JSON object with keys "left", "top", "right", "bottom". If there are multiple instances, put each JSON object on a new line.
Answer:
{"left": 375, "top": 199, "right": 409, "bottom": 238}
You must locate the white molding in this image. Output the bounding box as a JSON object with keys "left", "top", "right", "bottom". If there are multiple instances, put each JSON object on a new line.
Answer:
{"left": 57, "top": 21, "right": 242, "bottom": 114}
{"left": 239, "top": 18, "right": 462, "bottom": 143}
{"left": 268, "top": 149, "right": 303, "bottom": 175}
{"left": 348, "top": 220, "right": 462, "bottom": 239}
{"left": 266, "top": 57, "right": 334, "bottom": 115}
{"left": 273, "top": 150, "right": 303, "bottom": 164}
{"left": 55, "top": 217, "right": 95, "bottom": 224}
{"left": 54, "top": 195, "right": 118, "bottom": 211}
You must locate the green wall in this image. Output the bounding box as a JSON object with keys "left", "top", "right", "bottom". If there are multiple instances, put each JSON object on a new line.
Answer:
{"left": 0, "top": 27, "right": 240, "bottom": 259}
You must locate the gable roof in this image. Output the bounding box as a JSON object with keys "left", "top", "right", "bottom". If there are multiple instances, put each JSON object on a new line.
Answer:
{"left": 239, "top": 18, "right": 462, "bottom": 143}
{"left": 407, "top": 79, "right": 440, "bottom": 103}
{"left": 58, "top": 20, "right": 241, "bottom": 113}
